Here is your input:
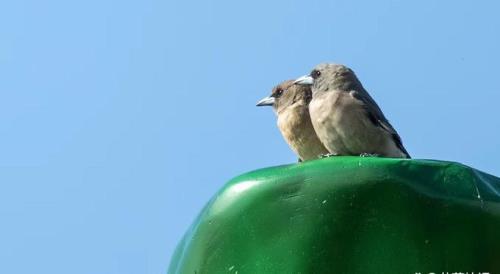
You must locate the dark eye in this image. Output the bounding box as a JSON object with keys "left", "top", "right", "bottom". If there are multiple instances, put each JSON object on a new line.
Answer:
{"left": 311, "top": 69, "right": 321, "bottom": 79}
{"left": 275, "top": 88, "right": 284, "bottom": 96}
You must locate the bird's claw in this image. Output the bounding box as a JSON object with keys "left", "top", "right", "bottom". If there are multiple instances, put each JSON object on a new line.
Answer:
{"left": 359, "top": 153, "right": 379, "bottom": 157}
{"left": 320, "top": 153, "right": 338, "bottom": 158}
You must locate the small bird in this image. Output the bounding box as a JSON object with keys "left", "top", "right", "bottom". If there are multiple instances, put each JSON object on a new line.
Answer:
{"left": 257, "top": 80, "right": 329, "bottom": 161}
{"left": 294, "top": 63, "right": 410, "bottom": 158}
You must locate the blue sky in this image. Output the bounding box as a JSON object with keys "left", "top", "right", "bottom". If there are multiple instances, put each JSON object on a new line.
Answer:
{"left": 1, "top": 0, "right": 499, "bottom": 273}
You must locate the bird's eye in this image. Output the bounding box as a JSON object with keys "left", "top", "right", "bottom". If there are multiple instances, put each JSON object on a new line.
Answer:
{"left": 275, "top": 88, "right": 284, "bottom": 96}
{"left": 311, "top": 69, "right": 321, "bottom": 79}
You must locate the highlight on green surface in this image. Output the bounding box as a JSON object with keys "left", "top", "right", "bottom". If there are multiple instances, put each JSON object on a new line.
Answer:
{"left": 168, "top": 157, "right": 500, "bottom": 274}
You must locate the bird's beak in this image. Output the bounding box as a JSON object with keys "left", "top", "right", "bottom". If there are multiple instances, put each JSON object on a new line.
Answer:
{"left": 256, "top": 96, "right": 275, "bottom": 107}
{"left": 294, "top": 75, "right": 314, "bottom": 85}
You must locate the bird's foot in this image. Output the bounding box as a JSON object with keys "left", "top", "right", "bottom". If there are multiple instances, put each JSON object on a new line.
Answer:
{"left": 359, "top": 153, "right": 380, "bottom": 157}
{"left": 319, "top": 153, "right": 339, "bottom": 158}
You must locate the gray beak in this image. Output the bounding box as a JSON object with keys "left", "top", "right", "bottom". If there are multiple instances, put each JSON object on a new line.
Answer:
{"left": 256, "top": 96, "right": 275, "bottom": 107}
{"left": 294, "top": 75, "right": 314, "bottom": 85}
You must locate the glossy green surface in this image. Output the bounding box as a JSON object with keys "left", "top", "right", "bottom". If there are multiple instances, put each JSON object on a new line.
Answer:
{"left": 168, "top": 157, "right": 500, "bottom": 274}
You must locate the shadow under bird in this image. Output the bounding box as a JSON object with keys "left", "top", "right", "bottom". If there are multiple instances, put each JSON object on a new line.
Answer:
{"left": 257, "top": 80, "right": 329, "bottom": 161}
{"left": 294, "top": 63, "right": 410, "bottom": 158}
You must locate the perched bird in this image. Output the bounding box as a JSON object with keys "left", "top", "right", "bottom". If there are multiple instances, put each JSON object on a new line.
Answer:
{"left": 294, "top": 63, "right": 410, "bottom": 158}
{"left": 257, "top": 80, "right": 329, "bottom": 161}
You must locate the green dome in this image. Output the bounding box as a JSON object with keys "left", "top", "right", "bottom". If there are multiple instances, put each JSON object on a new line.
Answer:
{"left": 169, "top": 157, "right": 500, "bottom": 274}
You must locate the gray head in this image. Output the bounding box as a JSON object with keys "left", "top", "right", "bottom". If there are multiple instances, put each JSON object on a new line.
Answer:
{"left": 295, "top": 63, "right": 364, "bottom": 93}
{"left": 256, "top": 80, "right": 312, "bottom": 114}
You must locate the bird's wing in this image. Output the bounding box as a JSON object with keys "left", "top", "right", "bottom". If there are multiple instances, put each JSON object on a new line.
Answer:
{"left": 351, "top": 89, "right": 411, "bottom": 158}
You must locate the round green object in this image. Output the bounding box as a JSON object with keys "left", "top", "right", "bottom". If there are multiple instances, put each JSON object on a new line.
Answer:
{"left": 169, "top": 157, "right": 500, "bottom": 274}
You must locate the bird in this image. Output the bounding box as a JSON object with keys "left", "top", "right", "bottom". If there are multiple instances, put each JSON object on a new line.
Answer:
{"left": 257, "top": 80, "right": 329, "bottom": 161}
{"left": 294, "top": 63, "right": 410, "bottom": 158}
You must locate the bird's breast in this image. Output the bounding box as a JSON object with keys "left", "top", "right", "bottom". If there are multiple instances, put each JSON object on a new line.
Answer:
{"left": 277, "top": 103, "right": 327, "bottom": 160}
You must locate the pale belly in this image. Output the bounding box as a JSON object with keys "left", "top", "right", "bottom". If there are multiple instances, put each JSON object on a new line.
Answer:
{"left": 309, "top": 91, "right": 403, "bottom": 157}
{"left": 309, "top": 92, "right": 351, "bottom": 155}
{"left": 277, "top": 104, "right": 329, "bottom": 161}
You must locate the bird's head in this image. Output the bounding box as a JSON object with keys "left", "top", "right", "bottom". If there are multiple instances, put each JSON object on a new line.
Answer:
{"left": 294, "top": 63, "right": 363, "bottom": 93}
{"left": 256, "top": 80, "right": 312, "bottom": 114}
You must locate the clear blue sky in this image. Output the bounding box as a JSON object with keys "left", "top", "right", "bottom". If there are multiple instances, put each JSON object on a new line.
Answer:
{"left": 1, "top": 0, "right": 499, "bottom": 273}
